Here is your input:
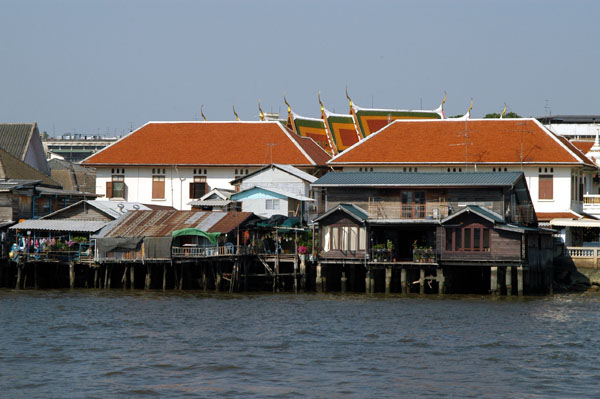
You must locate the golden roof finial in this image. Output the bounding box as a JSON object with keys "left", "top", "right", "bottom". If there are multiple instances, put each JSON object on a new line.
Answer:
{"left": 200, "top": 104, "right": 207, "bottom": 122}
{"left": 501, "top": 103, "right": 507, "bottom": 119}
{"left": 284, "top": 94, "right": 291, "bottom": 114}
{"left": 258, "top": 100, "right": 264, "bottom": 121}
{"left": 318, "top": 91, "right": 324, "bottom": 113}
{"left": 441, "top": 91, "right": 447, "bottom": 106}
{"left": 232, "top": 105, "right": 239, "bottom": 121}
{"left": 468, "top": 98, "right": 474, "bottom": 114}
{"left": 345, "top": 86, "right": 353, "bottom": 109}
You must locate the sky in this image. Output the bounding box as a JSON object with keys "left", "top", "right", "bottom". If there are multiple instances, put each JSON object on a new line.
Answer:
{"left": 1, "top": 0, "right": 599, "bottom": 137}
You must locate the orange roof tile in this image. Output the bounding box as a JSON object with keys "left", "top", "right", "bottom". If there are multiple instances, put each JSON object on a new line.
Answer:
{"left": 82, "top": 122, "right": 329, "bottom": 166}
{"left": 571, "top": 140, "right": 594, "bottom": 154}
{"left": 329, "top": 119, "right": 596, "bottom": 167}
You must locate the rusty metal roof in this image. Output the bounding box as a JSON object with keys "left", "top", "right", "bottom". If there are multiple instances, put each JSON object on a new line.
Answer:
{"left": 94, "top": 210, "right": 254, "bottom": 238}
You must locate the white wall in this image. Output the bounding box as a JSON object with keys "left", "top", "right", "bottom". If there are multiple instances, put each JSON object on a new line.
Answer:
{"left": 95, "top": 166, "right": 257, "bottom": 210}
{"left": 240, "top": 168, "right": 311, "bottom": 197}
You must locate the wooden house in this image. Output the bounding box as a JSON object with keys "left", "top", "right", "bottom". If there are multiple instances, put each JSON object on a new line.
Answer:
{"left": 311, "top": 171, "right": 554, "bottom": 295}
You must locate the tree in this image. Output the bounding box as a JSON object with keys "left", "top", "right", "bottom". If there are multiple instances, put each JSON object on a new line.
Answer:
{"left": 484, "top": 112, "right": 521, "bottom": 118}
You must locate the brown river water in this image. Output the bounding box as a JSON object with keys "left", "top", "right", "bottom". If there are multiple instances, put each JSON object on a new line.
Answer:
{"left": 1, "top": 290, "right": 599, "bottom": 398}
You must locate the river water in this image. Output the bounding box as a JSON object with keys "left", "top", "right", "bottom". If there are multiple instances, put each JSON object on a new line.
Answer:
{"left": 1, "top": 290, "right": 599, "bottom": 398}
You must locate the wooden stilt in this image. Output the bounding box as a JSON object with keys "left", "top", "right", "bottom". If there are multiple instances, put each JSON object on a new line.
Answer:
{"left": 293, "top": 257, "right": 298, "bottom": 293}
{"left": 16, "top": 265, "right": 22, "bottom": 290}
{"left": 215, "top": 265, "right": 221, "bottom": 292}
{"left": 107, "top": 265, "right": 112, "bottom": 289}
{"left": 34, "top": 263, "right": 39, "bottom": 290}
{"left": 385, "top": 267, "right": 392, "bottom": 294}
{"left": 419, "top": 268, "right": 425, "bottom": 295}
{"left": 69, "top": 262, "right": 75, "bottom": 289}
{"left": 130, "top": 264, "right": 135, "bottom": 289}
{"left": 370, "top": 268, "right": 375, "bottom": 294}
{"left": 202, "top": 264, "right": 207, "bottom": 292}
{"left": 517, "top": 265, "right": 524, "bottom": 296}
{"left": 490, "top": 266, "right": 499, "bottom": 295}
{"left": 401, "top": 268, "right": 407, "bottom": 294}
{"left": 365, "top": 269, "right": 370, "bottom": 294}
{"left": 144, "top": 264, "right": 151, "bottom": 290}
{"left": 243, "top": 259, "right": 248, "bottom": 292}
{"left": 162, "top": 264, "right": 167, "bottom": 291}
{"left": 506, "top": 266, "right": 512, "bottom": 296}
{"left": 299, "top": 256, "right": 306, "bottom": 291}
{"left": 341, "top": 269, "right": 347, "bottom": 293}
{"left": 316, "top": 263, "right": 323, "bottom": 293}
{"left": 437, "top": 268, "right": 445, "bottom": 295}
{"left": 122, "top": 266, "right": 128, "bottom": 289}
{"left": 94, "top": 267, "right": 98, "bottom": 288}
{"left": 104, "top": 265, "right": 109, "bottom": 289}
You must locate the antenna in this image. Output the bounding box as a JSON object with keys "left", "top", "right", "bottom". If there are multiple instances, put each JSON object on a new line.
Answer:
{"left": 266, "top": 142, "right": 278, "bottom": 164}
{"left": 544, "top": 99, "right": 551, "bottom": 116}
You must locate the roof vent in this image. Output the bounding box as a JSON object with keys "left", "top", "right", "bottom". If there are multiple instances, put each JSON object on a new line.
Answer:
{"left": 133, "top": 204, "right": 140, "bottom": 210}
{"left": 117, "top": 203, "right": 125, "bottom": 212}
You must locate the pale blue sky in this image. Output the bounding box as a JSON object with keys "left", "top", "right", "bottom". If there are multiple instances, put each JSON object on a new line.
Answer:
{"left": 1, "top": 0, "right": 599, "bottom": 136}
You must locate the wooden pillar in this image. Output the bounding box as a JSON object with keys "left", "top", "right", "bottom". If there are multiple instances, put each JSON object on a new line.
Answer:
{"left": 69, "top": 262, "right": 75, "bottom": 289}
{"left": 121, "top": 266, "right": 128, "bottom": 289}
{"left": 341, "top": 269, "right": 347, "bottom": 293}
{"left": 243, "top": 259, "right": 248, "bottom": 292}
{"left": 293, "top": 257, "right": 298, "bottom": 293}
{"left": 215, "top": 264, "right": 221, "bottom": 292}
{"left": 144, "top": 264, "right": 151, "bottom": 290}
{"left": 370, "top": 269, "right": 375, "bottom": 294}
{"left": 34, "top": 263, "right": 39, "bottom": 290}
{"left": 299, "top": 256, "right": 306, "bottom": 291}
{"left": 517, "top": 265, "right": 524, "bottom": 296}
{"left": 162, "top": 264, "right": 167, "bottom": 291}
{"left": 93, "top": 267, "right": 98, "bottom": 289}
{"left": 365, "top": 268, "right": 370, "bottom": 294}
{"left": 506, "top": 267, "right": 513, "bottom": 296}
{"left": 437, "top": 268, "right": 445, "bottom": 295}
{"left": 419, "top": 268, "right": 425, "bottom": 295}
{"left": 316, "top": 263, "right": 323, "bottom": 293}
{"left": 16, "top": 265, "right": 22, "bottom": 290}
{"left": 401, "top": 268, "right": 407, "bottom": 294}
{"left": 202, "top": 264, "right": 208, "bottom": 292}
{"left": 107, "top": 265, "right": 112, "bottom": 289}
{"left": 104, "top": 265, "right": 109, "bottom": 289}
{"left": 385, "top": 267, "right": 392, "bottom": 294}
{"left": 178, "top": 264, "right": 184, "bottom": 290}
{"left": 490, "top": 266, "right": 499, "bottom": 295}
{"left": 130, "top": 264, "right": 135, "bottom": 289}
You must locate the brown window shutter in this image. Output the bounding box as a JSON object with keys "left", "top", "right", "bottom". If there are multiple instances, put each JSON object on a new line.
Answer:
{"left": 189, "top": 182, "right": 196, "bottom": 199}
{"left": 106, "top": 181, "right": 113, "bottom": 198}
{"left": 152, "top": 180, "right": 165, "bottom": 199}
{"left": 539, "top": 175, "right": 553, "bottom": 200}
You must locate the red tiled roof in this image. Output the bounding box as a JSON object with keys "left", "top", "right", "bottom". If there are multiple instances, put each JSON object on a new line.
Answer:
{"left": 288, "top": 132, "right": 332, "bottom": 166}
{"left": 82, "top": 122, "right": 329, "bottom": 166}
{"left": 571, "top": 140, "right": 594, "bottom": 154}
{"left": 329, "top": 119, "right": 595, "bottom": 166}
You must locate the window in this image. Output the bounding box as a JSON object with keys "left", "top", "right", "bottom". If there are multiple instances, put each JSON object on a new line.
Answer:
{"left": 189, "top": 176, "right": 207, "bottom": 199}
{"left": 445, "top": 226, "right": 490, "bottom": 252}
{"left": 539, "top": 175, "right": 553, "bottom": 200}
{"left": 359, "top": 227, "right": 367, "bottom": 250}
{"left": 331, "top": 227, "right": 339, "bottom": 250}
{"left": 401, "top": 191, "right": 426, "bottom": 218}
{"left": 152, "top": 175, "right": 165, "bottom": 199}
{"left": 341, "top": 227, "right": 349, "bottom": 251}
{"left": 323, "top": 225, "right": 366, "bottom": 253}
{"left": 266, "top": 199, "right": 280, "bottom": 210}
{"left": 107, "top": 175, "right": 125, "bottom": 199}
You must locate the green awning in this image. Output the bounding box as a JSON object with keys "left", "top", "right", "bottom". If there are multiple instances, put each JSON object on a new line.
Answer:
{"left": 171, "top": 228, "right": 220, "bottom": 245}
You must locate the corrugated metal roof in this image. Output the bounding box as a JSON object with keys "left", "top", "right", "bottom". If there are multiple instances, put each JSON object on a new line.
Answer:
{"left": 312, "top": 172, "right": 523, "bottom": 187}
{"left": 232, "top": 185, "right": 314, "bottom": 201}
{"left": 94, "top": 210, "right": 254, "bottom": 238}
{"left": 10, "top": 219, "right": 108, "bottom": 233}
{"left": 314, "top": 203, "right": 369, "bottom": 223}
{"left": 0, "top": 123, "right": 34, "bottom": 160}
{"left": 188, "top": 200, "right": 232, "bottom": 206}
{"left": 0, "top": 147, "right": 58, "bottom": 186}
{"left": 231, "top": 164, "right": 317, "bottom": 184}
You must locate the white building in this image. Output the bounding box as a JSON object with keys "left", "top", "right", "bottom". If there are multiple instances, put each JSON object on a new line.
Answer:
{"left": 81, "top": 121, "right": 329, "bottom": 210}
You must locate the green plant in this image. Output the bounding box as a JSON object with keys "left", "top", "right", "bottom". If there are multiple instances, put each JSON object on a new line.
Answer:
{"left": 386, "top": 239, "right": 394, "bottom": 250}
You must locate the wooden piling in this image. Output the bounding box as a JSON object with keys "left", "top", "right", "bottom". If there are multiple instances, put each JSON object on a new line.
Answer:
{"left": 490, "top": 266, "right": 499, "bottom": 295}
{"left": 517, "top": 265, "right": 524, "bottom": 296}
{"left": 506, "top": 266, "right": 512, "bottom": 296}
{"left": 316, "top": 263, "right": 323, "bottom": 293}
{"left": 130, "top": 264, "right": 135, "bottom": 289}
{"left": 107, "top": 265, "right": 112, "bottom": 289}
{"left": 34, "top": 263, "right": 39, "bottom": 290}
{"left": 16, "top": 265, "right": 22, "bottom": 290}
{"left": 341, "top": 270, "right": 347, "bottom": 293}
{"left": 299, "top": 256, "right": 306, "bottom": 291}
{"left": 202, "top": 264, "right": 207, "bottom": 292}
{"left": 419, "top": 268, "right": 425, "bottom": 295}
{"left": 385, "top": 267, "right": 392, "bottom": 294}
{"left": 365, "top": 269, "right": 370, "bottom": 294}
{"left": 401, "top": 268, "right": 407, "bottom": 294}
{"left": 145, "top": 264, "right": 151, "bottom": 290}
{"left": 69, "top": 262, "right": 75, "bottom": 289}
{"left": 293, "top": 257, "right": 298, "bottom": 293}
{"left": 370, "top": 269, "right": 375, "bottom": 294}
{"left": 104, "top": 265, "right": 109, "bottom": 289}
{"left": 121, "top": 266, "right": 128, "bottom": 289}
{"left": 178, "top": 264, "right": 184, "bottom": 290}
{"left": 162, "top": 264, "right": 167, "bottom": 291}
{"left": 215, "top": 264, "right": 221, "bottom": 292}
{"left": 437, "top": 268, "right": 445, "bottom": 295}
{"left": 93, "top": 267, "right": 98, "bottom": 288}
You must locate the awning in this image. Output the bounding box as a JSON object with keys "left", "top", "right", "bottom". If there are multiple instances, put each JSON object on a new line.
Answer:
{"left": 550, "top": 218, "right": 600, "bottom": 227}
{"left": 171, "top": 228, "right": 220, "bottom": 244}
